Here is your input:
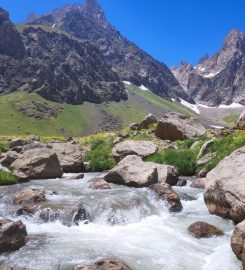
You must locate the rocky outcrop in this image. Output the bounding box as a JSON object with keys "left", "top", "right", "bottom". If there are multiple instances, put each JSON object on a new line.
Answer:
{"left": 112, "top": 140, "right": 158, "bottom": 160}
{"left": 197, "top": 140, "right": 214, "bottom": 159}
{"left": 237, "top": 110, "right": 245, "bottom": 130}
{"left": 13, "top": 188, "right": 46, "bottom": 205}
{"left": 73, "top": 256, "right": 132, "bottom": 270}
{"left": 27, "top": 0, "right": 193, "bottom": 103}
{"left": 138, "top": 113, "right": 157, "bottom": 130}
{"left": 155, "top": 113, "right": 206, "bottom": 141}
{"left": 188, "top": 221, "right": 223, "bottom": 239}
{"left": 231, "top": 220, "right": 245, "bottom": 268}
{"left": 149, "top": 183, "right": 182, "bottom": 212}
{"left": 50, "top": 143, "right": 83, "bottom": 173}
{"left": 104, "top": 155, "right": 158, "bottom": 188}
{"left": 0, "top": 10, "right": 126, "bottom": 104}
{"left": 0, "top": 219, "right": 27, "bottom": 253}
{"left": 172, "top": 29, "right": 245, "bottom": 106}
{"left": 204, "top": 146, "right": 245, "bottom": 223}
{"left": 10, "top": 148, "right": 63, "bottom": 181}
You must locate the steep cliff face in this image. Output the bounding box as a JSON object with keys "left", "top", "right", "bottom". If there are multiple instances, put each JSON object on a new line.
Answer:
{"left": 172, "top": 29, "right": 245, "bottom": 106}
{"left": 0, "top": 7, "right": 126, "bottom": 104}
{"left": 27, "top": 0, "right": 193, "bottom": 103}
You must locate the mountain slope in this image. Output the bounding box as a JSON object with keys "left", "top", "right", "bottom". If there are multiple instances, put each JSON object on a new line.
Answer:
{"left": 0, "top": 86, "right": 196, "bottom": 137}
{"left": 27, "top": 0, "right": 193, "bottom": 103}
{"left": 0, "top": 7, "right": 126, "bottom": 104}
{"left": 172, "top": 29, "right": 245, "bottom": 106}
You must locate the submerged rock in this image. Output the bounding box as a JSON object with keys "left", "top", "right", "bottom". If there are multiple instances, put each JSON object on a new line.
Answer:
{"left": 10, "top": 148, "right": 63, "bottom": 181}
{"left": 177, "top": 179, "right": 187, "bottom": 187}
{"left": 13, "top": 188, "right": 46, "bottom": 205}
{"left": 204, "top": 146, "right": 245, "bottom": 223}
{"left": 0, "top": 219, "right": 27, "bottom": 253}
{"left": 104, "top": 155, "right": 158, "bottom": 188}
{"left": 231, "top": 220, "right": 245, "bottom": 268}
{"left": 155, "top": 112, "right": 206, "bottom": 141}
{"left": 89, "top": 179, "right": 111, "bottom": 189}
{"left": 149, "top": 183, "right": 182, "bottom": 212}
{"left": 112, "top": 140, "right": 158, "bottom": 160}
{"left": 190, "top": 178, "right": 206, "bottom": 189}
{"left": 73, "top": 257, "right": 132, "bottom": 270}
{"left": 188, "top": 221, "right": 223, "bottom": 239}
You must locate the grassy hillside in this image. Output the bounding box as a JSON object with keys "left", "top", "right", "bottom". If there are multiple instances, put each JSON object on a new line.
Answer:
{"left": 0, "top": 87, "right": 196, "bottom": 137}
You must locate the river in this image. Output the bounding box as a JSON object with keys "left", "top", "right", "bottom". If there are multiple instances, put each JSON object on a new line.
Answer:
{"left": 0, "top": 173, "right": 242, "bottom": 270}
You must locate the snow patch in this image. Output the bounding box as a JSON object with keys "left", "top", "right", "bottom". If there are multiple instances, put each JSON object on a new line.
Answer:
{"left": 123, "top": 81, "right": 132, "bottom": 86}
{"left": 210, "top": 125, "right": 224, "bottom": 129}
{"left": 52, "top": 24, "right": 56, "bottom": 29}
{"left": 202, "top": 71, "right": 221, "bottom": 78}
{"left": 180, "top": 99, "right": 200, "bottom": 114}
{"left": 139, "top": 85, "right": 149, "bottom": 91}
{"left": 218, "top": 103, "right": 244, "bottom": 109}
{"left": 197, "top": 103, "right": 216, "bottom": 108}
{"left": 171, "top": 98, "right": 176, "bottom": 102}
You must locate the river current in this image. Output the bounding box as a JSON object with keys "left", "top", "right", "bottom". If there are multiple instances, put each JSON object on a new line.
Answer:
{"left": 0, "top": 173, "right": 242, "bottom": 270}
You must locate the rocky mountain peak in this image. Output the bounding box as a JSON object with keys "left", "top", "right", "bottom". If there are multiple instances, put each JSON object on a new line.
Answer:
{"left": 0, "top": 7, "right": 25, "bottom": 59}
{"left": 223, "top": 28, "right": 245, "bottom": 51}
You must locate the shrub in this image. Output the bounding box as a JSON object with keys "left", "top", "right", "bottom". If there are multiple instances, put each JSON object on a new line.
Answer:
{"left": 0, "top": 142, "right": 9, "bottom": 153}
{"left": 204, "top": 134, "right": 245, "bottom": 171}
{"left": 86, "top": 138, "right": 116, "bottom": 172}
{"left": 0, "top": 169, "right": 17, "bottom": 185}
{"left": 147, "top": 148, "right": 197, "bottom": 176}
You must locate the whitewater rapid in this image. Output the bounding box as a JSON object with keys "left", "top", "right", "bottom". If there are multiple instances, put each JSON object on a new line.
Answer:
{"left": 0, "top": 173, "right": 242, "bottom": 270}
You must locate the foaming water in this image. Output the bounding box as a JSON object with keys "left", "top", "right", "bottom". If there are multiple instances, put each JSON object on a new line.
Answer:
{"left": 0, "top": 173, "right": 242, "bottom": 270}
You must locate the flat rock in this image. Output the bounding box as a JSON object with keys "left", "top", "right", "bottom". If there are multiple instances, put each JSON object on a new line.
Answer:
{"left": 149, "top": 183, "right": 182, "bottom": 212}
{"left": 10, "top": 148, "right": 63, "bottom": 181}
{"left": 112, "top": 140, "right": 158, "bottom": 160}
{"left": 204, "top": 146, "right": 245, "bottom": 223}
{"left": 73, "top": 257, "right": 132, "bottom": 270}
{"left": 104, "top": 155, "right": 158, "bottom": 188}
{"left": 13, "top": 188, "right": 46, "bottom": 205}
{"left": 0, "top": 219, "right": 27, "bottom": 253}
{"left": 231, "top": 220, "right": 245, "bottom": 268}
{"left": 188, "top": 221, "right": 223, "bottom": 239}
{"left": 155, "top": 112, "right": 206, "bottom": 141}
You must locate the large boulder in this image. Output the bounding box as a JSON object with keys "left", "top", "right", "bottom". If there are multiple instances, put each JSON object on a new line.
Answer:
{"left": 156, "top": 164, "right": 179, "bottom": 186}
{"left": 10, "top": 148, "right": 63, "bottom": 181}
{"left": 50, "top": 143, "right": 84, "bottom": 173}
{"left": 188, "top": 221, "right": 223, "bottom": 239}
{"left": 237, "top": 110, "right": 245, "bottom": 130}
{"left": 190, "top": 178, "right": 206, "bottom": 189}
{"left": 112, "top": 140, "right": 158, "bottom": 161}
{"left": 73, "top": 257, "right": 132, "bottom": 270}
{"left": 139, "top": 113, "right": 157, "bottom": 130}
{"left": 231, "top": 220, "right": 245, "bottom": 268}
{"left": 104, "top": 155, "right": 158, "bottom": 188}
{"left": 155, "top": 112, "right": 206, "bottom": 141}
{"left": 89, "top": 178, "right": 111, "bottom": 190}
{"left": 0, "top": 219, "right": 27, "bottom": 253}
{"left": 13, "top": 188, "right": 46, "bottom": 205}
{"left": 149, "top": 183, "right": 182, "bottom": 212}
{"left": 204, "top": 146, "right": 245, "bottom": 223}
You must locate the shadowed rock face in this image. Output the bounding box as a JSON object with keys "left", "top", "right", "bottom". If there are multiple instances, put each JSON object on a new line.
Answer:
{"left": 204, "top": 146, "right": 245, "bottom": 223}
{"left": 27, "top": 0, "right": 193, "bottom": 103}
{"left": 172, "top": 29, "right": 245, "bottom": 106}
{"left": 0, "top": 8, "right": 25, "bottom": 59}
{"left": 0, "top": 7, "right": 127, "bottom": 104}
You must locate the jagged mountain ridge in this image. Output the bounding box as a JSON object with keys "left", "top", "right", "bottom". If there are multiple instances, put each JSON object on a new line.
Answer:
{"left": 0, "top": 7, "right": 126, "bottom": 104}
{"left": 27, "top": 0, "right": 193, "bottom": 103}
{"left": 172, "top": 29, "right": 245, "bottom": 106}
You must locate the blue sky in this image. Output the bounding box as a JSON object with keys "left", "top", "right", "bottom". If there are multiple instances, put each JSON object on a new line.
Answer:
{"left": 2, "top": 0, "right": 245, "bottom": 66}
